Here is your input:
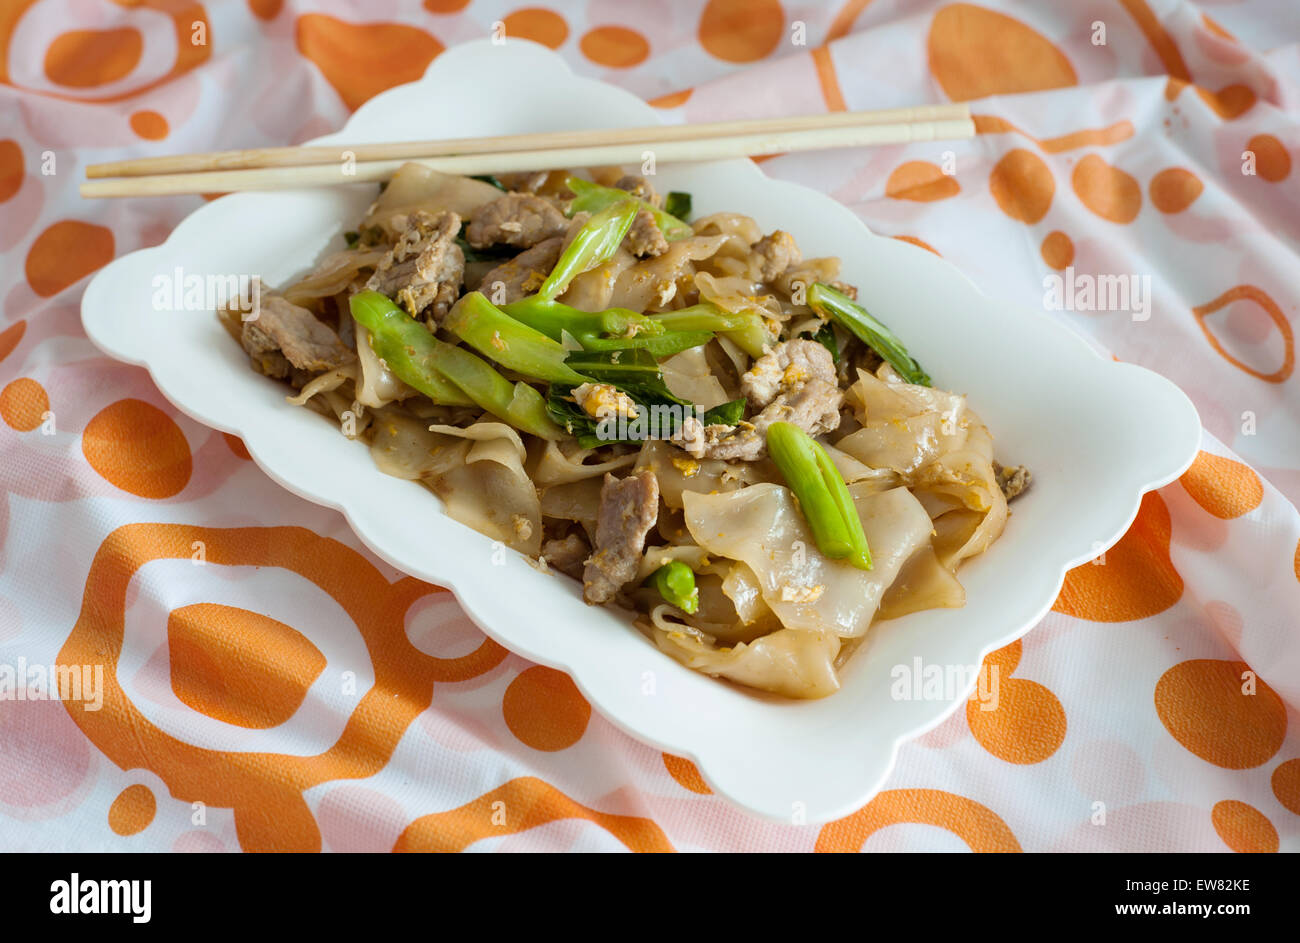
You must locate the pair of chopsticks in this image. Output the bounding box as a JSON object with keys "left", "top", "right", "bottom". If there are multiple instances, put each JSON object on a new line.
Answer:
{"left": 80, "top": 103, "right": 973, "bottom": 198}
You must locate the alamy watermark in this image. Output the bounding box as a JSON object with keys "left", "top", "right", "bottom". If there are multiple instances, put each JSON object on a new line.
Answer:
{"left": 1043, "top": 266, "right": 1151, "bottom": 321}
{"left": 890, "top": 657, "right": 1000, "bottom": 710}
{"left": 0, "top": 658, "right": 104, "bottom": 711}
{"left": 151, "top": 266, "right": 261, "bottom": 320}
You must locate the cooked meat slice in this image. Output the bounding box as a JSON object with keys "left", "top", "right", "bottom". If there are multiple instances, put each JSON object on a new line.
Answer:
{"left": 673, "top": 379, "right": 842, "bottom": 462}
{"left": 994, "top": 461, "right": 1032, "bottom": 501}
{"left": 614, "top": 173, "right": 660, "bottom": 207}
{"left": 624, "top": 208, "right": 668, "bottom": 258}
{"left": 583, "top": 469, "right": 660, "bottom": 604}
{"left": 465, "top": 193, "right": 568, "bottom": 249}
{"left": 672, "top": 417, "right": 761, "bottom": 462}
{"left": 365, "top": 210, "right": 464, "bottom": 322}
{"left": 541, "top": 532, "right": 591, "bottom": 580}
{"left": 674, "top": 339, "right": 842, "bottom": 461}
{"left": 241, "top": 295, "right": 354, "bottom": 378}
{"left": 753, "top": 229, "right": 801, "bottom": 281}
{"left": 478, "top": 236, "right": 563, "bottom": 304}
{"left": 756, "top": 378, "right": 843, "bottom": 439}
{"left": 741, "top": 338, "right": 838, "bottom": 409}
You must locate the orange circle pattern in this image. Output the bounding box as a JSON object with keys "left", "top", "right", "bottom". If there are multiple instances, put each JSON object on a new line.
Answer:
{"left": 502, "top": 8, "right": 569, "bottom": 49}
{"left": 1149, "top": 167, "right": 1203, "bottom": 213}
{"left": 1211, "top": 800, "right": 1278, "bottom": 853}
{"left": 0, "top": 377, "right": 48, "bottom": 431}
{"left": 1040, "top": 230, "right": 1074, "bottom": 269}
{"left": 82, "top": 399, "right": 193, "bottom": 499}
{"left": 502, "top": 666, "right": 591, "bottom": 751}
{"left": 108, "top": 784, "right": 157, "bottom": 836}
{"left": 698, "top": 0, "right": 784, "bottom": 63}
{"left": 817, "top": 789, "right": 1021, "bottom": 852}
{"left": 581, "top": 26, "right": 650, "bottom": 68}
{"left": 989, "top": 149, "right": 1054, "bottom": 222}
{"left": 1155, "top": 660, "right": 1286, "bottom": 769}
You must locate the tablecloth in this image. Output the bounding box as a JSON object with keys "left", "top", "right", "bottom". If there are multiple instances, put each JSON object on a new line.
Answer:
{"left": 1, "top": 0, "right": 1298, "bottom": 853}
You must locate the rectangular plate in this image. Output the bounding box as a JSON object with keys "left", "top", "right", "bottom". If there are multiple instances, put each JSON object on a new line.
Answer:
{"left": 81, "top": 39, "right": 1201, "bottom": 823}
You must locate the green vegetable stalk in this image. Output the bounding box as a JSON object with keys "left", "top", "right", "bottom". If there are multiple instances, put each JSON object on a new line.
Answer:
{"left": 443, "top": 292, "right": 588, "bottom": 385}
{"left": 349, "top": 290, "right": 564, "bottom": 439}
{"left": 646, "top": 561, "right": 700, "bottom": 614}
{"left": 806, "top": 282, "right": 930, "bottom": 387}
{"left": 502, "top": 296, "right": 663, "bottom": 342}
{"left": 349, "top": 290, "right": 472, "bottom": 406}
{"left": 536, "top": 199, "right": 640, "bottom": 302}
{"left": 648, "top": 303, "right": 771, "bottom": 359}
{"left": 566, "top": 176, "right": 694, "bottom": 242}
{"left": 502, "top": 297, "right": 712, "bottom": 358}
{"left": 766, "top": 421, "right": 872, "bottom": 570}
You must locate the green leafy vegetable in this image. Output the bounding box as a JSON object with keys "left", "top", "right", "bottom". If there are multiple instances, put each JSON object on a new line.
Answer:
{"left": 343, "top": 230, "right": 360, "bottom": 248}
{"left": 646, "top": 561, "right": 699, "bottom": 613}
{"left": 807, "top": 282, "right": 929, "bottom": 386}
{"left": 546, "top": 348, "right": 732, "bottom": 447}
{"left": 803, "top": 322, "right": 839, "bottom": 363}
{"left": 702, "top": 397, "right": 746, "bottom": 426}
{"left": 663, "top": 191, "right": 692, "bottom": 220}
{"left": 563, "top": 348, "right": 691, "bottom": 405}
{"left": 766, "top": 421, "right": 872, "bottom": 570}
{"left": 470, "top": 174, "right": 507, "bottom": 191}
{"left": 565, "top": 176, "right": 694, "bottom": 242}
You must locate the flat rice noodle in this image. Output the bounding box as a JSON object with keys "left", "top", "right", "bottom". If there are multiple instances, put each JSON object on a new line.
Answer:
{"left": 646, "top": 612, "right": 842, "bottom": 699}
{"left": 660, "top": 346, "right": 729, "bottom": 410}
{"left": 634, "top": 439, "right": 774, "bottom": 510}
{"left": 354, "top": 323, "right": 416, "bottom": 408}
{"left": 362, "top": 163, "right": 503, "bottom": 236}
{"left": 539, "top": 477, "right": 603, "bottom": 526}
{"left": 837, "top": 366, "right": 1007, "bottom": 570}
{"left": 283, "top": 247, "right": 387, "bottom": 307}
{"left": 821, "top": 442, "right": 898, "bottom": 488}
{"left": 369, "top": 416, "right": 540, "bottom": 554}
{"left": 286, "top": 362, "right": 357, "bottom": 406}
{"left": 773, "top": 257, "right": 841, "bottom": 296}
{"left": 559, "top": 248, "right": 638, "bottom": 311}
{"left": 682, "top": 483, "right": 933, "bottom": 638}
{"left": 426, "top": 422, "right": 540, "bottom": 555}
{"left": 368, "top": 410, "right": 443, "bottom": 478}
{"left": 529, "top": 439, "right": 637, "bottom": 487}
{"left": 834, "top": 367, "right": 968, "bottom": 476}
{"left": 695, "top": 271, "right": 783, "bottom": 320}
{"left": 607, "top": 235, "right": 729, "bottom": 311}
{"left": 691, "top": 212, "right": 762, "bottom": 256}
{"left": 877, "top": 545, "right": 965, "bottom": 620}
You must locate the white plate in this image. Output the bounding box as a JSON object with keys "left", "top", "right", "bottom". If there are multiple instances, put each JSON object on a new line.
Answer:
{"left": 81, "top": 39, "right": 1201, "bottom": 823}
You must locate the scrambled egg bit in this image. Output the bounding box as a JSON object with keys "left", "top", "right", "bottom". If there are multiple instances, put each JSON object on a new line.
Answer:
{"left": 573, "top": 382, "right": 639, "bottom": 421}
{"left": 670, "top": 455, "right": 701, "bottom": 478}
{"left": 780, "top": 583, "right": 826, "bottom": 604}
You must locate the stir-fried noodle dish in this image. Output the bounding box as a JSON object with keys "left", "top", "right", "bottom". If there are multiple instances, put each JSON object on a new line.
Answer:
{"left": 223, "top": 164, "right": 1031, "bottom": 699}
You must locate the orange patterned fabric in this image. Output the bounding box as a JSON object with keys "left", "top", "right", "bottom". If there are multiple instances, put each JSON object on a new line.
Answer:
{"left": 1, "top": 0, "right": 1298, "bottom": 853}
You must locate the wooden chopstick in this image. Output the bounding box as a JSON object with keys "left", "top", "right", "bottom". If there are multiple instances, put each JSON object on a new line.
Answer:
{"left": 85, "top": 104, "right": 971, "bottom": 179}
{"left": 80, "top": 115, "right": 975, "bottom": 199}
